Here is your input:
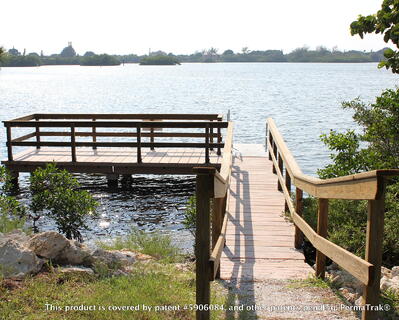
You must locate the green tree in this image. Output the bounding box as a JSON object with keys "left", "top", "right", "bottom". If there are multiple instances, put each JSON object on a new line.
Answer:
{"left": 0, "top": 47, "right": 6, "bottom": 65}
{"left": 30, "top": 163, "right": 98, "bottom": 241}
{"left": 350, "top": 0, "right": 399, "bottom": 73}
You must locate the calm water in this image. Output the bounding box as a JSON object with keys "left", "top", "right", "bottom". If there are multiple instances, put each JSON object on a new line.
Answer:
{"left": 0, "top": 63, "right": 397, "bottom": 247}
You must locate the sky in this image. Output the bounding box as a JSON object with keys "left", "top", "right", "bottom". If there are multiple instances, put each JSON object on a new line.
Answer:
{"left": 0, "top": 0, "right": 390, "bottom": 56}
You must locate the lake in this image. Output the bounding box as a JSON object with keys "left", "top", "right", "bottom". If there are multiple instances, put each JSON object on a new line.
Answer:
{"left": 0, "top": 63, "right": 397, "bottom": 248}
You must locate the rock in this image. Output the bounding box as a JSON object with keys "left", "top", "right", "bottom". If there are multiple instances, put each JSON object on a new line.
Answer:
{"left": 0, "top": 239, "right": 44, "bottom": 279}
{"left": 380, "top": 276, "right": 392, "bottom": 291}
{"left": 355, "top": 297, "right": 363, "bottom": 306}
{"left": 339, "top": 287, "right": 355, "bottom": 295}
{"left": 392, "top": 266, "right": 399, "bottom": 278}
{"left": 55, "top": 241, "right": 92, "bottom": 266}
{"left": 327, "top": 262, "right": 339, "bottom": 271}
{"left": 0, "top": 230, "right": 30, "bottom": 246}
{"left": 28, "top": 232, "right": 69, "bottom": 259}
{"left": 58, "top": 266, "right": 94, "bottom": 276}
{"left": 381, "top": 266, "right": 392, "bottom": 279}
{"left": 90, "top": 249, "right": 137, "bottom": 268}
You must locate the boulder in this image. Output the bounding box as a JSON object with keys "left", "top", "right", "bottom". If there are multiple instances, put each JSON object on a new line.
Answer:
{"left": 381, "top": 266, "right": 392, "bottom": 279}
{"left": 380, "top": 276, "right": 392, "bottom": 291}
{"left": 392, "top": 266, "right": 399, "bottom": 278}
{"left": 0, "top": 230, "right": 30, "bottom": 246}
{"left": 28, "top": 232, "right": 69, "bottom": 259}
{"left": 55, "top": 241, "right": 92, "bottom": 266}
{"left": 90, "top": 249, "right": 137, "bottom": 268}
{"left": 0, "top": 239, "right": 44, "bottom": 278}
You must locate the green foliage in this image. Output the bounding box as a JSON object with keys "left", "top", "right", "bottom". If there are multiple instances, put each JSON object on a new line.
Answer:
{"left": 381, "top": 288, "right": 399, "bottom": 319}
{"left": 2, "top": 55, "right": 41, "bottom": 67}
{"left": 350, "top": 1, "right": 399, "bottom": 73}
{"left": 30, "top": 163, "right": 98, "bottom": 241}
{"left": 98, "top": 227, "right": 182, "bottom": 262}
{"left": 139, "top": 55, "right": 181, "bottom": 65}
{"left": 183, "top": 195, "right": 196, "bottom": 236}
{"left": 80, "top": 54, "right": 120, "bottom": 66}
{"left": 309, "top": 88, "right": 399, "bottom": 267}
{"left": 0, "top": 166, "right": 27, "bottom": 233}
{"left": 0, "top": 47, "right": 6, "bottom": 65}
{"left": 60, "top": 44, "right": 76, "bottom": 58}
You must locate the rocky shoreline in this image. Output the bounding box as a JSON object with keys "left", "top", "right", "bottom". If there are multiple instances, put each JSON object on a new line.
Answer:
{"left": 0, "top": 230, "right": 153, "bottom": 279}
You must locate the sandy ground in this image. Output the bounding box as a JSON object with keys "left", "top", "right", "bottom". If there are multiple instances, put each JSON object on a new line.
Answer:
{"left": 219, "top": 279, "right": 359, "bottom": 320}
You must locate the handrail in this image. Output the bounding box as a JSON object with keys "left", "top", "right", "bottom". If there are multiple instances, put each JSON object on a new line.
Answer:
{"left": 267, "top": 117, "right": 399, "bottom": 320}
{"left": 267, "top": 118, "right": 399, "bottom": 200}
{"left": 193, "top": 121, "right": 234, "bottom": 320}
{"left": 3, "top": 114, "right": 229, "bottom": 164}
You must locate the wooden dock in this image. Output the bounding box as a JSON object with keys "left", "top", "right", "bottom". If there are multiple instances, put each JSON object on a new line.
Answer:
{"left": 220, "top": 144, "right": 312, "bottom": 280}
{"left": 4, "top": 113, "right": 397, "bottom": 320}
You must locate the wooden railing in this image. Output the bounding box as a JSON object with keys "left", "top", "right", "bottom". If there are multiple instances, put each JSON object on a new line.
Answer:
{"left": 267, "top": 118, "right": 399, "bottom": 320}
{"left": 194, "top": 121, "right": 233, "bottom": 320}
{"left": 4, "top": 113, "right": 227, "bottom": 164}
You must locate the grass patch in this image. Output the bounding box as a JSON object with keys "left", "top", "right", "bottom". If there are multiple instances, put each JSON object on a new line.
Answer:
{"left": 381, "top": 288, "right": 399, "bottom": 320}
{"left": 287, "top": 275, "right": 336, "bottom": 290}
{"left": 97, "top": 227, "right": 184, "bottom": 263}
{"left": 0, "top": 261, "right": 226, "bottom": 320}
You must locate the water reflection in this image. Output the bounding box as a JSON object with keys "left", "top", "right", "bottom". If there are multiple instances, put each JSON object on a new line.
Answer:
{"left": 16, "top": 173, "right": 195, "bottom": 251}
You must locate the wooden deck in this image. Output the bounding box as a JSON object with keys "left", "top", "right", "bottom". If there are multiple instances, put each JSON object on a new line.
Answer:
{"left": 3, "top": 147, "right": 222, "bottom": 174}
{"left": 220, "top": 145, "right": 313, "bottom": 280}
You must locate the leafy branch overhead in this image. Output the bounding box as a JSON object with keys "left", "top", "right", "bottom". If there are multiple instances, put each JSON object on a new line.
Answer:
{"left": 350, "top": 0, "right": 399, "bottom": 73}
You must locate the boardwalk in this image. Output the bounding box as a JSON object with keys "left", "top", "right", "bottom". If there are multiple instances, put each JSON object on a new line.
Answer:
{"left": 220, "top": 144, "right": 313, "bottom": 281}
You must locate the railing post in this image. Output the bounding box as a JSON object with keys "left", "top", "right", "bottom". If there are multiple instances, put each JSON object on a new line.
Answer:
{"left": 195, "top": 170, "right": 213, "bottom": 320}
{"left": 212, "top": 197, "right": 223, "bottom": 279}
{"left": 210, "top": 120, "right": 214, "bottom": 151}
{"left": 92, "top": 119, "right": 97, "bottom": 150}
{"left": 217, "top": 118, "right": 222, "bottom": 156}
{"left": 6, "top": 125, "right": 13, "bottom": 161}
{"left": 285, "top": 169, "right": 291, "bottom": 212}
{"left": 294, "top": 187, "right": 304, "bottom": 249}
{"left": 35, "top": 117, "right": 41, "bottom": 149}
{"left": 70, "top": 124, "right": 77, "bottom": 162}
{"left": 272, "top": 141, "right": 277, "bottom": 174}
{"left": 137, "top": 125, "right": 142, "bottom": 163}
{"left": 268, "top": 131, "right": 273, "bottom": 161}
{"left": 362, "top": 185, "right": 385, "bottom": 320}
{"left": 277, "top": 153, "right": 283, "bottom": 191}
{"left": 150, "top": 127, "right": 155, "bottom": 151}
{"left": 316, "top": 198, "right": 329, "bottom": 279}
{"left": 205, "top": 124, "right": 210, "bottom": 164}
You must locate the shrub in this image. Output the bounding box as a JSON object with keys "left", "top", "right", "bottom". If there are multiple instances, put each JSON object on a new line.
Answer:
{"left": 0, "top": 166, "right": 27, "bottom": 233}
{"left": 305, "top": 88, "right": 399, "bottom": 268}
{"left": 30, "top": 163, "right": 98, "bottom": 241}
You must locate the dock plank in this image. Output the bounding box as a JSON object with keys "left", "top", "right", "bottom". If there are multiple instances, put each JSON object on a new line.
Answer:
{"left": 220, "top": 152, "right": 313, "bottom": 281}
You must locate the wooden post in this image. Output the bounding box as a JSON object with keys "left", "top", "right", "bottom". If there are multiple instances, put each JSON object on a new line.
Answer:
{"left": 6, "top": 126, "right": 13, "bottom": 161}
{"left": 210, "top": 121, "right": 214, "bottom": 151}
{"left": 294, "top": 187, "right": 304, "bottom": 249}
{"left": 217, "top": 118, "right": 222, "bottom": 156}
{"left": 92, "top": 119, "right": 97, "bottom": 150}
{"left": 212, "top": 197, "right": 223, "bottom": 279}
{"left": 268, "top": 132, "right": 273, "bottom": 161}
{"left": 316, "top": 198, "right": 328, "bottom": 279}
{"left": 150, "top": 127, "right": 155, "bottom": 151}
{"left": 362, "top": 187, "right": 385, "bottom": 320}
{"left": 195, "top": 170, "right": 213, "bottom": 320}
{"left": 137, "top": 125, "right": 142, "bottom": 163}
{"left": 277, "top": 153, "right": 283, "bottom": 191}
{"left": 205, "top": 125, "right": 210, "bottom": 164}
{"left": 35, "top": 118, "right": 41, "bottom": 149}
{"left": 71, "top": 124, "right": 77, "bottom": 162}
{"left": 285, "top": 169, "right": 291, "bottom": 212}
{"left": 272, "top": 141, "right": 277, "bottom": 174}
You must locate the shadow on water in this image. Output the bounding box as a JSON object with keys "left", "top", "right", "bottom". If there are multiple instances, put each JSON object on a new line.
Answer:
{"left": 15, "top": 173, "right": 196, "bottom": 251}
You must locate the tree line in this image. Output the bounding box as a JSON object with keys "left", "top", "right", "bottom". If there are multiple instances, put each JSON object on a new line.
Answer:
{"left": 0, "top": 44, "right": 388, "bottom": 67}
